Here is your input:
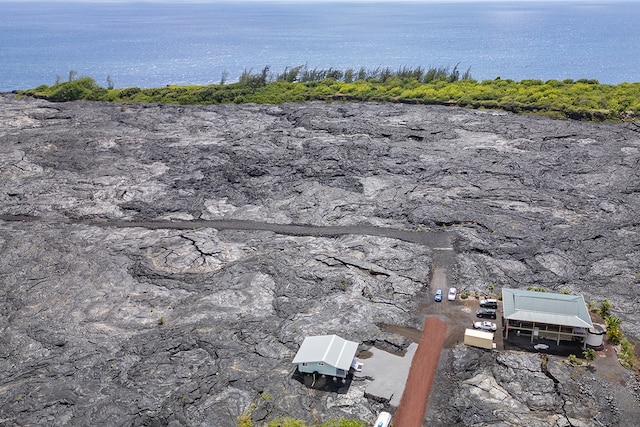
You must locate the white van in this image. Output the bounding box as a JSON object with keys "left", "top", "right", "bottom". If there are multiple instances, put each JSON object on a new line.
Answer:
{"left": 374, "top": 411, "right": 392, "bottom": 427}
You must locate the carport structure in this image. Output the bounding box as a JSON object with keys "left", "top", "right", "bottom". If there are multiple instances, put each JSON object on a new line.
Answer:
{"left": 502, "top": 288, "right": 593, "bottom": 349}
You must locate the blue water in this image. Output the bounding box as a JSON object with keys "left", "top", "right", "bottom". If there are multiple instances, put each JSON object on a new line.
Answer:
{"left": 1, "top": 1, "right": 640, "bottom": 91}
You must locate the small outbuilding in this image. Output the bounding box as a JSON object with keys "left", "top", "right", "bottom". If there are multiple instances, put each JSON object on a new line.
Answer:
{"left": 292, "top": 334, "right": 360, "bottom": 379}
{"left": 464, "top": 328, "right": 495, "bottom": 350}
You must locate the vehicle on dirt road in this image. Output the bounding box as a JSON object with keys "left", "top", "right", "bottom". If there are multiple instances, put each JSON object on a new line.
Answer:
{"left": 479, "top": 298, "right": 498, "bottom": 309}
{"left": 447, "top": 287, "right": 457, "bottom": 301}
{"left": 374, "top": 411, "right": 392, "bottom": 427}
{"left": 476, "top": 308, "right": 497, "bottom": 319}
{"left": 435, "top": 289, "right": 443, "bottom": 302}
{"left": 473, "top": 321, "right": 497, "bottom": 331}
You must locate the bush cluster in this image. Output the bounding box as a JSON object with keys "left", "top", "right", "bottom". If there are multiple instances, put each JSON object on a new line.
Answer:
{"left": 592, "top": 300, "right": 636, "bottom": 369}
{"left": 239, "top": 415, "right": 365, "bottom": 427}
{"left": 17, "top": 66, "right": 640, "bottom": 122}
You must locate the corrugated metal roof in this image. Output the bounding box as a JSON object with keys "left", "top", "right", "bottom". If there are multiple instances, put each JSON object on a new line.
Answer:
{"left": 502, "top": 288, "right": 593, "bottom": 328}
{"left": 292, "top": 335, "right": 358, "bottom": 370}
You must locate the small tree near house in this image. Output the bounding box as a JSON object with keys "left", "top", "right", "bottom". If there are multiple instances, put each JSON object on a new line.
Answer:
{"left": 605, "top": 315, "right": 623, "bottom": 344}
{"left": 599, "top": 299, "right": 612, "bottom": 318}
{"left": 583, "top": 348, "right": 596, "bottom": 366}
{"left": 567, "top": 354, "right": 582, "bottom": 365}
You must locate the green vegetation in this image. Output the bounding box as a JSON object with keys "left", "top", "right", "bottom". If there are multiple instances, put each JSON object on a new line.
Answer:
{"left": 618, "top": 338, "right": 635, "bottom": 369}
{"left": 567, "top": 354, "right": 583, "bottom": 365}
{"left": 599, "top": 299, "right": 612, "bottom": 318}
{"left": 605, "top": 314, "right": 622, "bottom": 344}
{"left": 18, "top": 66, "right": 640, "bottom": 122}
{"left": 238, "top": 414, "right": 365, "bottom": 427}
{"left": 264, "top": 418, "right": 366, "bottom": 427}
{"left": 586, "top": 300, "right": 637, "bottom": 369}
{"left": 237, "top": 392, "right": 366, "bottom": 427}
{"left": 582, "top": 348, "right": 596, "bottom": 366}
{"left": 540, "top": 354, "right": 548, "bottom": 371}
{"left": 601, "top": 311, "right": 636, "bottom": 369}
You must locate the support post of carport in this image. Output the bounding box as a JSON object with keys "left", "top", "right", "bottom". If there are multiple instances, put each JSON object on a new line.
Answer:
{"left": 531, "top": 322, "right": 535, "bottom": 343}
{"left": 504, "top": 317, "right": 509, "bottom": 340}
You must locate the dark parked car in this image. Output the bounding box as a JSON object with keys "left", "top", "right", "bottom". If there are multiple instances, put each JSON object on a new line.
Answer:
{"left": 476, "top": 308, "right": 497, "bottom": 319}
{"left": 479, "top": 299, "right": 498, "bottom": 309}
{"left": 434, "top": 289, "right": 443, "bottom": 302}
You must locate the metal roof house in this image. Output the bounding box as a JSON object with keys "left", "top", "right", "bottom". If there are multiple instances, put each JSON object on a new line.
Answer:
{"left": 292, "top": 335, "right": 360, "bottom": 379}
{"left": 502, "top": 288, "right": 593, "bottom": 348}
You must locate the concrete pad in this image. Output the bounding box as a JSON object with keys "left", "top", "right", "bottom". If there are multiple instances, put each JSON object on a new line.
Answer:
{"left": 354, "top": 343, "right": 418, "bottom": 407}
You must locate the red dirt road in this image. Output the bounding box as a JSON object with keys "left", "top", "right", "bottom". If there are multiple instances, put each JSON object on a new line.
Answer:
{"left": 392, "top": 317, "right": 447, "bottom": 427}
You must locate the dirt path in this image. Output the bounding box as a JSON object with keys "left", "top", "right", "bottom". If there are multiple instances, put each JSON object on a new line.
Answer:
{"left": 393, "top": 317, "right": 447, "bottom": 427}
{"left": 0, "top": 215, "right": 453, "bottom": 249}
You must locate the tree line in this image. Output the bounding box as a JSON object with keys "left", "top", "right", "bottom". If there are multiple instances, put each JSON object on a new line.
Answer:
{"left": 17, "top": 65, "right": 640, "bottom": 122}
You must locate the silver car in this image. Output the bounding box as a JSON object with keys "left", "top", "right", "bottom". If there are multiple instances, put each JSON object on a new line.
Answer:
{"left": 473, "top": 321, "right": 497, "bottom": 331}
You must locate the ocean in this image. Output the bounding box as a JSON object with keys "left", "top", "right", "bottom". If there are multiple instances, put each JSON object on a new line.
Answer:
{"left": 1, "top": 1, "right": 640, "bottom": 91}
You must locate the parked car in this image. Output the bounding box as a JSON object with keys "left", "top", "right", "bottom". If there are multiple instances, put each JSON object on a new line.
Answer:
{"left": 473, "top": 321, "right": 497, "bottom": 331}
{"left": 476, "top": 308, "right": 497, "bottom": 319}
{"left": 374, "top": 411, "right": 392, "bottom": 427}
{"left": 479, "top": 298, "right": 498, "bottom": 309}
{"left": 447, "top": 287, "right": 457, "bottom": 301}
{"left": 434, "top": 289, "right": 443, "bottom": 302}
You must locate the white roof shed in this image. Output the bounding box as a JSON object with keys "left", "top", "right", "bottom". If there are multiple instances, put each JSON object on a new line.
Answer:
{"left": 464, "top": 328, "right": 495, "bottom": 350}
{"left": 292, "top": 335, "right": 358, "bottom": 371}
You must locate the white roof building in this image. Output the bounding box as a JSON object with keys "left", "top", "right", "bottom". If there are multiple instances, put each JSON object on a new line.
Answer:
{"left": 502, "top": 288, "right": 593, "bottom": 328}
{"left": 502, "top": 288, "right": 593, "bottom": 347}
{"left": 292, "top": 335, "right": 359, "bottom": 376}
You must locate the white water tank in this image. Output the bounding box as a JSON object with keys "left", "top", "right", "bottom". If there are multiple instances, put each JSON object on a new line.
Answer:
{"left": 586, "top": 323, "right": 606, "bottom": 347}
